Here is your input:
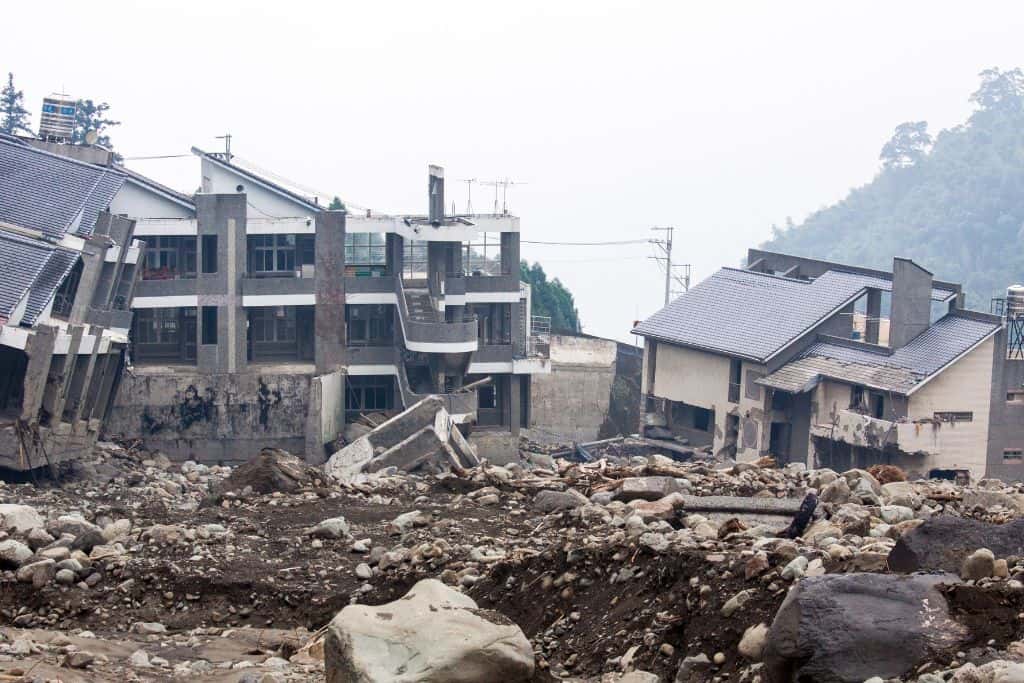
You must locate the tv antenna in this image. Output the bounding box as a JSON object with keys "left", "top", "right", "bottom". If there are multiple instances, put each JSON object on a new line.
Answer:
{"left": 479, "top": 178, "right": 527, "bottom": 215}
{"left": 457, "top": 178, "right": 477, "bottom": 214}
{"left": 215, "top": 133, "right": 233, "bottom": 161}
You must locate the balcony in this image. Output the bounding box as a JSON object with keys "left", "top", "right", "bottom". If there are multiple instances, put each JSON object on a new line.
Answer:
{"left": 811, "top": 409, "right": 899, "bottom": 450}
{"left": 396, "top": 279, "right": 478, "bottom": 352}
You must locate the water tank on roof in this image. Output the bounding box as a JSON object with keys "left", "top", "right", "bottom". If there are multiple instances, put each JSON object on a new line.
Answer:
{"left": 1008, "top": 284, "right": 1024, "bottom": 318}
{"left": 39, "top": 94, "right": 77, "bottom": 142}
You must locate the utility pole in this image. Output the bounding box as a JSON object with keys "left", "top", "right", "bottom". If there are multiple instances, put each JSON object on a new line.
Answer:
{"left": 651, "top": 226, "right": 674, "bottom": 306}
{"left": 650, "top": 227, "right": 692, "bottom": 305}
{"left": 216, "top": 133, "right": 232, "bottom": 162}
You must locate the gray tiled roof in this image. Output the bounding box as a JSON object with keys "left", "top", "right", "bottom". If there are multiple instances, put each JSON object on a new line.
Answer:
{"left": 824, "top": 270, "right": 957, "bottom": 303}
{"left": 0, "top": 231, "right": 57, "bottom": 321}
{"left": 632, "top": 268, "right": 871, "bottom": 362}
{"left": 0, "top": 138, "right": 126, "bottom": 240}
{"left": 759, "top": 313, "right": 1001, "bottom": 395}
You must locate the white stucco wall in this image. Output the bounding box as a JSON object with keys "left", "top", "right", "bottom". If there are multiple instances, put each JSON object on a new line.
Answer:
{"left": 201, "top": 159, "right": 316, "bottom": 220}
{"left": 904, "top": 335, "right": 995, "bottom": 480}
{"left": 110, "top": 181, "right": 194, "bottom": 220}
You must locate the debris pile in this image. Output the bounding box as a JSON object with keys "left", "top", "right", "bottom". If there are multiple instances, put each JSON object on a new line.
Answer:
{"left": 0, "top": 440, "right": 1022, "bottom": 680}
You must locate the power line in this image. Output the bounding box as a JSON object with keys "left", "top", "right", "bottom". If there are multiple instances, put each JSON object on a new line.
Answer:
{"left": 122, "top": 153, "right": 193, "bottom": 160}
{"left": 521, "top": 239, "right": 653, "bottom": 246}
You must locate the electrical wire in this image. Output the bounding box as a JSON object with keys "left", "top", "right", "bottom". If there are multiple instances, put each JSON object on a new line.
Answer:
{"left": 122, "top": 154, "right": 193, "bottom": 160}
{"left": 521, "top": 239, "right": 653, "bottom": 246}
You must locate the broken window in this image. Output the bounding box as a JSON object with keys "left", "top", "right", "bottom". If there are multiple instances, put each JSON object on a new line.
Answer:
{"left": 346, "top": 376, "right": 393, "bottom": 413}
{"left": 935, "top": 411, "right": 973, "bottom": 423}
{"left": 51, "top": 260, "right": 83, "bottom": 320}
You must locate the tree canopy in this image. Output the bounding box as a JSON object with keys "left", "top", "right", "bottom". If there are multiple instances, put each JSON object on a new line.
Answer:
{"left": 763, "top": 67, "right": 1024, "bottom": 308}
{"left": 72, "top": 99, "right": 120, "bottom": 149}
{"left": 1, "top": 72, "right": 32, "bottom": 136}
{"left": 520, "top": 261, "right": 580, "bottom": 333}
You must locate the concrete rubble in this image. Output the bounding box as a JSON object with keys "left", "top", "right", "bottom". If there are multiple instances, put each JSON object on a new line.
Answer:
{"left": 0, "top": 440, "right": 1022, "bottom": 680}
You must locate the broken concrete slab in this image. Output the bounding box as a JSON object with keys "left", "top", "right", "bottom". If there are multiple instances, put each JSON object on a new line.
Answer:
{"left": 614, "top": 476, "right": 683, "bottom": 502}
{"left": 324, "top": 396, "right": 479, "bottom": 481}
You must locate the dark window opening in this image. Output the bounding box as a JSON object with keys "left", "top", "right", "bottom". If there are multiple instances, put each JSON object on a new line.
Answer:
{"left": 131, "top": 307, "right": 197, "bottom": 363}
{"left": 345, "top": 305, "right": 394, "bottom": 346}
{"left": 728, "top": 358, "right": 742, "bottom": 403}
{"left": 0, "top": 347, "right": 28, "bottom": 417}
{"left": 51, "top": 260, "right": 83, "bottom": 320}
{"left": 201, "top": 235, "right": 218, "bottom": 274}
{"left": 935, "top": 411, "right": 973, "bottom": 423}
{"left": 201, "top": 306, "right": 218, "bottom": 345}
{"left": 470, "top": 303, "right": 511, "bottom": 345}
{"left": 345, "top": 376, "right": 394, "bottom": 416}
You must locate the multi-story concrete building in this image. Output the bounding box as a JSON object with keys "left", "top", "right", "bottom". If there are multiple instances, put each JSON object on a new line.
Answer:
{"left": 633, "top": 249, "right": 1024, "bottom": 482}
{"left": 0, "top": 136, "right": 142, "bottom": 470}
{"left": 103, "top": 149, "right": 549, "bottom": 463}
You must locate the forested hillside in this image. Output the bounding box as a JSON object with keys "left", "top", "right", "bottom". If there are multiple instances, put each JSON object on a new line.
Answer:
{"left": 520, "top": 261, "right": 580, "bottom": 333}
{"left": 764, "top": 68, "right": 1024, "bottom": 307}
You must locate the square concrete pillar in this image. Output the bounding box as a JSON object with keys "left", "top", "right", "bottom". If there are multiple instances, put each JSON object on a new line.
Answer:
{"left": 315, "top": 210, "right": 347, "bottom": 373}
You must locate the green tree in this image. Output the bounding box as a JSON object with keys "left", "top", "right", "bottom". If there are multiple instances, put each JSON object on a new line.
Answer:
{"left": 72, "top": 99, "right": 120, "bottom": 148}
{"left": 762, "top": 67, "right": 1024, "bottom": 309}
{"left": 879, "top": 121, "right": 931, "bottom": 169}
{"left": 328, "top": 196, "right": 346, "bottom": 210}
{"left": 0, "top": 73, "right": 32, "bottom": 136}
{"left": 520, "top": 261, "right": 580, "bottom": 333}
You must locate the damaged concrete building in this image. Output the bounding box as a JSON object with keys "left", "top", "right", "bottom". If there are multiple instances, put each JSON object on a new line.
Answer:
{"left": 101, "top": 150, "right": 550, "bottom": 463}
{"left": 633, "top": 249, "right": 1024, "bottom": 482}
{"left": 0, "top": 136, "right": 141, "bottom": 470}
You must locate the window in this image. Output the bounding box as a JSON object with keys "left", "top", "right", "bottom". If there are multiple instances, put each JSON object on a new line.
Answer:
{"left": 345, "top": 232, "right": 386, "bottom": 265}
{"left": 249, "top": 235, "right": 296, "bottom": 275}
{"left": 1009, "top": 391, "right": 1024, "bottom": 403}
{"left": 403, "top": 239, "right": 428, "bottom": 279}
{"left": 850, "top": 386, "right": 865, "bottom": 410}
{"left": 345, "top": 377, "right": 392, "bottom": 412}
{"left": 470, "top": 303, "right": 512, "bottom": 345}
{"left": 249, "top": 307, "right": 296, "bottom": 343}
{"left": 133, "top": 308, "right": 180, "bottom": 345}
{"left": 479, "top": 384, "right": 497, "bottom": 409}
{"left": 143, "top": 237, "right": 197, "bottom": 280}
{"left": 1004, "top": 448, "right": 1023, "bottom": 463}
{"left": 201, "top": 306, "right": 218, "bottom": 345}
{"left": 463, "top": 232, "right": 503, "bottom": 276}
{"left": 935, "top": 411, "right": 973, "bottom": 423}
{"left": 201, "top": 235, "right": 218, "bottom": 274}
{"left": 728, "top": 358, "right": 742, "bottom": 403}
{"left": 345, "top": 305, "right": 393, "bottom": 346}
{"left": 51, "top": 260, "right": 82, "bottom": 319}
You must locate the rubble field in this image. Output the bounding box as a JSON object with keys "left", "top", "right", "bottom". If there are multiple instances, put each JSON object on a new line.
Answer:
{"left": 0, "top": 440, "right": 1022, "bottom": 681}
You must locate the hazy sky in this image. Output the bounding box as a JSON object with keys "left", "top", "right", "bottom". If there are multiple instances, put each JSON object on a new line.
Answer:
{"left": 4, "top": 1, "right": 1023, "bottom": 341}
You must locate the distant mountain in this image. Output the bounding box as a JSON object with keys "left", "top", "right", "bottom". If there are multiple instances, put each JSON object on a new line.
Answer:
{"left": 763, "top": 67, "right": 1024, "bottom": 309}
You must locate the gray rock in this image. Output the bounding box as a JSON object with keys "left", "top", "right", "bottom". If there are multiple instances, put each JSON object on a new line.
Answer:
{"left": 51, "top": 515, "right": 100, "bottom": 538}
{"left": 0, "top": 504, "right": 43, "bottom": 534}
{"left": 674, "top": 653, "right": 712, "bottom": 683}
{"left": 961, "top": 548, "right": 996, "bottom": 580}
{"left": 881, "top": 481, "right": 922, "bottom": 509}
{"left": 763, "top": 573, "right": 969, "bottom": 683}
{"left": 739, "top": 622, "right": 768, "bottom": 661}
{"left": 55, "top": 568, "right": 76, "bottom": 585}
{"left": 325, "top": 578, "right": 533, "bottom": 682}
{"left": 311, "top": 517, "right": 351, "bottom": 540}
{"left": 387, "top": 510, "right": 430, "bottom": 535}
{"left": 889, "top": 517, "right": 1024, "bottom": 574}
{"left": 533, "top": 489, "right": 589, "bottom": 512}
{"left": 614, "top": 476, "right": 682, "bottom": 502}
{"left": 0, "top": 539, "right": 32, "bottom": 567}
{"left": 16, "top": 559, "right": 55, "bottom": 588}
{"left": 355, "top": 563, "right": 373, "bottom": 580}
{"left": 880, "top": 505, "right": 914, "bottom": 524}
{"left": 818, "top": 477, "right": 851, "bottom": 504}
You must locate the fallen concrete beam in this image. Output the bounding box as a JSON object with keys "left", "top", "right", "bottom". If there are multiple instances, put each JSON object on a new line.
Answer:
{"left": 680, "top": 495, "right": 804, "bottom": 516}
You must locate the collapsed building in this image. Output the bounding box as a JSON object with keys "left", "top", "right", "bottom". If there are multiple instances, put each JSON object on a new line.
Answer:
{"left": 633, "top": 249, "right": 1024, "bottom": 482}
{"left": 0, "top": 136, "right": 141, "bottom": 470}
{"left": 100, "top": 150, "right": 550, "bottom": 463}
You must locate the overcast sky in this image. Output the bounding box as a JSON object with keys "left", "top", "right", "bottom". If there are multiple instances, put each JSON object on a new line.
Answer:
{"left": 4, "top": 1, "right": 1023, "bottom": 341}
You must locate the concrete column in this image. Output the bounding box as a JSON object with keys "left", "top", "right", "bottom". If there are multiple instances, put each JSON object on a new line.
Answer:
{"left": 20, "top": 326, "right": 57, "bottom": 423}
{"left": 501, "top": 232, "right": 520, "bottom": 275}
{"left": 49, "top": 325, "right": 84, "bottom": 423}
{"left": 387, "top": 234, "right": 404, "bottom": 277}
{"left": 865, "top": 289, "right": 882, "bottom": 345}
{"left": 315, "top": 210, "right": 347, "bottom": 373}
{"left": 68, "top": 326, "right": 103, "bottom": 423}
{"left": 509, "top": 374, "right": 521, "bottom": 436}
{"left": 196, "top": 194, "right": 247, "bottom": 372}
{"left": 70, "top": 243, "right": 106, "bottom": 323}
{"left": 83, "top": 352, "right": 114, "bottom": 422}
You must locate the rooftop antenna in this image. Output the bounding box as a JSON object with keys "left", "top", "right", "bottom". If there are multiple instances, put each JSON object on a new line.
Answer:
{"left": 480, "top": 178, "right": 527, "bottom": 215}
{"left": 215, "top": 133, "right": 232, "bottom": 162}
{"left": 457, "top": 178, "right": 477, "bottom": 214}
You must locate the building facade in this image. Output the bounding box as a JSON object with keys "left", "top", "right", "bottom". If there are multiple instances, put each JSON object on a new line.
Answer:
{"left": 634, "top": 249, "right": 1024, "bottom": 482}
{"left": 0, "top": 137, "right": 142, "bottom": 470}
{"left": 104, "top": 150, "right": 548, "bottom": 463}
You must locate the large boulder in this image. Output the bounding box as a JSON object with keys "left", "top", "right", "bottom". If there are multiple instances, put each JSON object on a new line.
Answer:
{"left": 962, "top": 489, "right": 1024, "bottom": 515}
{"left": 764, "top": 573, "right": 968, "bottom": 683}
{"left": 0, "top": 504, "right": 43, "bottom": 534}
{"left": 534, "top": 489, "right": 589, "bottom": 513}
{"left": 325, "top": 578, "right": 534, "bottom": 682}
{"left": 614, "top": 476, "right": 682, "bottom": 502}
{"left": 888, "top": 516, "right": 1024, "bottom": 574}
